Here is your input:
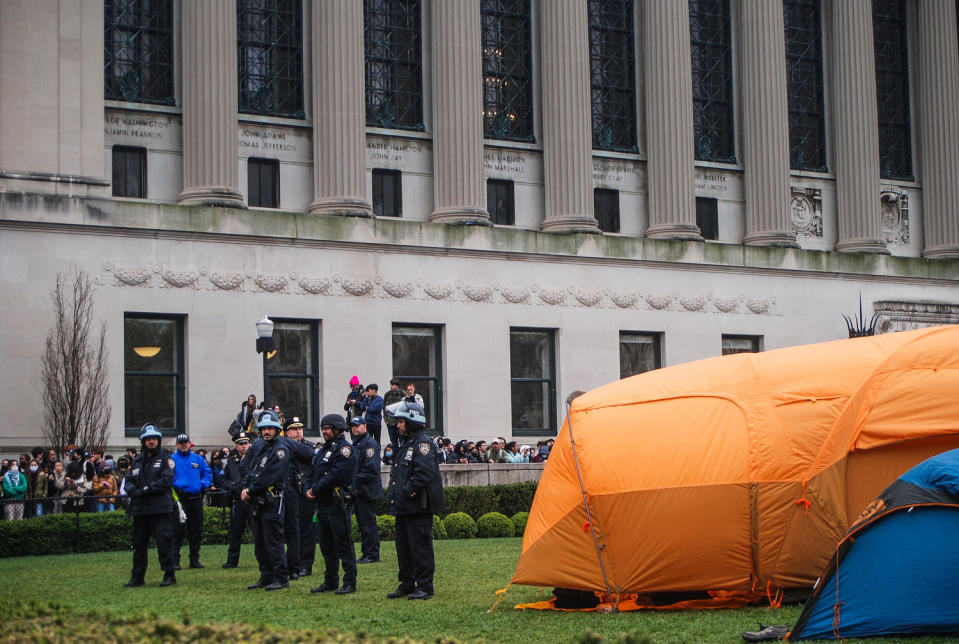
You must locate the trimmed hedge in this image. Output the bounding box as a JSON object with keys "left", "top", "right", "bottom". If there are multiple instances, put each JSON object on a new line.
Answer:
{"left": 443, "top": 512, "right": 476, "bottom": 539}
{"left": 0, "top": 481, "right": 539, "bottom": 557}
{"left": 476, "top": 512, "right": 514, "bottom": 538}
{"left": 511, "top": 511, "right": 529, "bottom": 536}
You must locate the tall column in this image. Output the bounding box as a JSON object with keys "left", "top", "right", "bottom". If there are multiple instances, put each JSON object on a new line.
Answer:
{"left": 740, "top": 0, "right": 798, "bottom": 248}
{"left": 178, "top": 0, "right": 244, "bottom": 207}
{"left": 539, "top": 0, "right": 598, "bottom": 233}
{"left": 830, "top": 0, "right": 887, "bottom": 253}
{"left": 311, "top": 0, "right": 371, "bottom": 217}
{"left": 644, "top": 0, "right": 700, "bottom": 240}
{"left": 916, "top": 1, "right": 959, "bottom": 259}
{"left": 430, "top": 0, "right": 489, "bottom": 225}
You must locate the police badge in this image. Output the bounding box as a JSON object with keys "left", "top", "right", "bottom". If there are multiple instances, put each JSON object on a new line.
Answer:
{"left": 167, "top": 459, "right": 175, "bottom": 469}
{"left": 365, "top": 447, "right": 375, "bottom": 458}
{"left": 276, "top": 448, "right": 287, "bottom": 459}
{"left": 260, "top": 456, "right": 268, "bottom": 467}
{"left": 340, "top": 445, "right": 353, "bottom": 458}
{"left": 418, "top": 442, "right": 431, "bottom": 456}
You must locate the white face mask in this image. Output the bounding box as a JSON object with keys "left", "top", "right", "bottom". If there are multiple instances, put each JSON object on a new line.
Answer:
{"left": 30, "top": 465, "right": 39, "bottom": 473}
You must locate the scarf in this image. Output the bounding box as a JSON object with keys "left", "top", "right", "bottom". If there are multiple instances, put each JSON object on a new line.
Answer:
{"left": 3, "top": 468, "right": 21, "bottom": 490}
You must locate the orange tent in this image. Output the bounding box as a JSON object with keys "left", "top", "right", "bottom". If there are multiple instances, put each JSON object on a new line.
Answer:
{"left": 511, "top": 325, "right": 959, "bottom": 605}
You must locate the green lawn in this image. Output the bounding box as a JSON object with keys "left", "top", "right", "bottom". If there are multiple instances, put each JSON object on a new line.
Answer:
{"left": 0, "top": 539, "right": 954, "bottom": 643}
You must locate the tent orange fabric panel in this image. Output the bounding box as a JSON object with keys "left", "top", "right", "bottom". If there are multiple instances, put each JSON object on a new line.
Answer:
{"left": 510, "top": 325, "right": 959, "bottom": 601}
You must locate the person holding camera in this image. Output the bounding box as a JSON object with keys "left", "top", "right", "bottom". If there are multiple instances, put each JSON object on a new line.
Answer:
{"left": 306, "top": 414, "right": 358, "bottom": 596}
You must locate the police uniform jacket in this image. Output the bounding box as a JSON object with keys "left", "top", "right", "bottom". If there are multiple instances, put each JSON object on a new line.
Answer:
{"left": 221, "top": 451, "right": 249, "bottom": 500}
{"left": 352, "top": 432, "right": 382, "bottom": 500}
{"left": 388, "top": 429, "right": 445, "bottom": 515}
{"left": 125, "top": 448, "right": 177, "bottom": 516}
{"left": 283, "top": 438, "right": 315, "bottom": 492}
{"left": 309, "top": 432, "right": 357, "bottom": 505}
{"left": 171, "top": 450, "right": 212, "bottom": 496}
{"left": 242, "top": 436, "right": 294, "bottom": 497}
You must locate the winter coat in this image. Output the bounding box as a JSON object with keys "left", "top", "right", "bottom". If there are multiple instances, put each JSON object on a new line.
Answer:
{"left": 387, "top": 429, "right": 445, "bottom": 516}
{"left": 2, "top": 471, "right": 27, "bottom": 499}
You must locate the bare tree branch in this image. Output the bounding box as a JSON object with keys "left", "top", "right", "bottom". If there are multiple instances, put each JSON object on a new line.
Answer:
{"left": 41, "top": 270, "right": 111, "bottom": 455}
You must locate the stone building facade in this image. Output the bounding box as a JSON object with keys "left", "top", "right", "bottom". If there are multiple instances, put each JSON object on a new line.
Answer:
{"left": 1, "top": 0, "right": 957, "bottom": 452}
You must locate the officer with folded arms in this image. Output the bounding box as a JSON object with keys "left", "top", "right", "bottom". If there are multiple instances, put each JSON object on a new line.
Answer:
{"left": 221, "top": 431, "right": 252, "bottom": 568}
{"left": 350, "top": 416, "right": 382, "bottom": 563}
{"left": 124, "top": 423, "right": 178, "bottom": 588}
{"left": 171, "top": 433, "right": 212, "bottom": 570}
{"left": 387, "top": 402, "right": 445, "bottom": 600}
{"left": 241, "top": 410, "right": 293, "bottom": 591}
{"left": 306, "top": 414, "right": 358, "bottom": 595}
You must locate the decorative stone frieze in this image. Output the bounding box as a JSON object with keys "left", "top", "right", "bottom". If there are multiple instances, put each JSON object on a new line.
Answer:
{"left": 879, "top": 188, "right": 909, "bottom": 245}
{"left": 874, "top": 300, "right": 959, "bottom": 333}
{"left": 791, "top": 188, "right": 823, "bottom": 239}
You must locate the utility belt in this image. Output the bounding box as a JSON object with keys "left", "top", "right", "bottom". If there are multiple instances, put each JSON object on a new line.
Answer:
{"left": 317, "top": 486, "right": 354, "bottom": 509}
{"left": 174, "top": 490, "right": 203, "bottom": 502}
{"left": 250, "top": 486, "right": 279, "bottom": 508}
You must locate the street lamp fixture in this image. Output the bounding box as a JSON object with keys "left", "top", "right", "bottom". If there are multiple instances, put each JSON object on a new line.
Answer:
{"left": 255, "top": 315, "right": 275, "bottom": 404}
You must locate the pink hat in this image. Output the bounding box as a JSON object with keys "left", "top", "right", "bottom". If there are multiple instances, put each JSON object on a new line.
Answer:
{"left": 349, "top": 375, "right": 360, "bottom": 386}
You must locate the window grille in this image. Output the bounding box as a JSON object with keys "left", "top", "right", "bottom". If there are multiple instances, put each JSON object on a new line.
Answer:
{"left": 589, "top": 0, "right": 638, "bottom": 152}
{"left": 873, "top": 0, "right": 912, "bottom": 180}
{"left": 482, "top": 0, "right": 534, "bottom": 142}
{"left": 237, "top": 0, "right": 304, "bottom": 118}
{"left": 365, "top": 0, "right": 424, "bottom": 130}
{"left": 784, "top": 0, "right": 827, "bottom": 171}
{"left": 104, "top": 0, "right": 174, "bottom": 105}
{"left": 689, "top": 0, "right": 735, "bottom": 162}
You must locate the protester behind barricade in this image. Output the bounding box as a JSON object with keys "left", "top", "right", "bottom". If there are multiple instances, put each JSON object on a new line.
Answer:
{"left": 485, "top": 440, "right": 508, "bottom": 463}
{"left": 63, "top": 450, "right": 87, "bottom": 512}
{"left": 504, "top": 442, "right": 529, "bottom": 464}
{"left": 359, "top": 384, "right": 385, "bottom": 445}
{"left": 382, "top": 378, "right": 405, "bottom": 448}
{"left": 209, "top": 449, "right": 230, "bottom": 508}
{"left": 94, "top": 464, "right": 118, "bottom": 512}
{"left": 2, "top": 461, "right": 28, "bottom": 520}
{"left": 25, "top": 459, "right": 49, "bottom": 517}
{"left": 451, "top": 441, "right": 472, "bottom": 464}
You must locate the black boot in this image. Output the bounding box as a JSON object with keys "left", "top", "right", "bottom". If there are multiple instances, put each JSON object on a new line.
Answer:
{"left": 387, "top": 585, "right": 413, "bottom": 599}
{"left": 189, "top": 558, "right": 204, "bottom": 569}
{"left": 124, "top": 577, "right": 145, "bottom": 588}
{"left": 159, "top": 572, "right": 177, "bottom": 587}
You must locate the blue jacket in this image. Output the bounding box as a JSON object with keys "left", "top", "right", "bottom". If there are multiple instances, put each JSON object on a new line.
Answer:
{"left": 171, "top": 450, "right": 212, "bottom": 496}
{"left": 352, "top": 432, "right": 382, "bottom": 500}
{"left": 360, "top": 394, "right": 384, "bottom": 428}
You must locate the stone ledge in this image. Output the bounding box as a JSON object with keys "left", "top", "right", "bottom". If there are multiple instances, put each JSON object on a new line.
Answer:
{"left": 379, "top": 462, "right": 545, "bottom": 488}
{"left": 1, "top": 191, "right": 957, "bottom": 281}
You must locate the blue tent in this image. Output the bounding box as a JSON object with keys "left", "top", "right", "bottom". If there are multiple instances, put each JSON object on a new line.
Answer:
{"left": 788, "top": 449, "right": 959, "bottom": 640}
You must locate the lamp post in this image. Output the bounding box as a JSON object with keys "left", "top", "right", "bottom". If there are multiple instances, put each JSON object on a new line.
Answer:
{"left": 255, "top": 315, "right": 275, "bottom": 404}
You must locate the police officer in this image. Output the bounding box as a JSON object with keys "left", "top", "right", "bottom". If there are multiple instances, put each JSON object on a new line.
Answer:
{"left": 279, "top": 417, "right": 314, "bottom": 580}
{"left": 387, "top": 402, "right": 445, "bottom": 600}
{"left": 241, "top": 410, "right": 293, "bottom": 591}
{"left": 124, "top": 423, "right": 178, "bottom": 588}
{"left": 221, "top": 431, "right": 252, "bottom": 568}
{"left": 306, "top": 414, "right": 358, "bottom": 595}
{"left": 350, "top": 417, "right": 382, "bottom": 563}
{"left": 283, "top": 417, "right": 317, "bottom": 578}
{"left": 171, "top": 433, "right": 212, "bottom": 569}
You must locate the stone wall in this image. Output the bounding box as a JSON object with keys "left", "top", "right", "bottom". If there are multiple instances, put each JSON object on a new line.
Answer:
{"left": 379, "top": 463, "right": 545, "bottom": 489}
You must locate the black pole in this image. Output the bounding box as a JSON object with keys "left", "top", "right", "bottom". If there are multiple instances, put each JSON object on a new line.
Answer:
{"left": 263, "top": 352, "right": 268, "bottom": 404}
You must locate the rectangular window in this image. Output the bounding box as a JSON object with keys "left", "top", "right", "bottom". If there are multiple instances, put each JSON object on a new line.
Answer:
{"left": 873, "top": 0, "right": 913, "bottom": 180}
{"left": 237, "top": 0, "right": 304, "bottom": 118}
{"left": 365, "top": 0, "right": 424, "bottom": 130}
{"left": 619, "top": 332, "right": 662, "bottom": 379}
{"left": 487, "top": 179, "right": 515, "bottom": 225}
{"left": 104, "top": 0, "right": 174, "bottom": 105}
{"left": 266, "top": 319, "right": 320, "bottom": 436}
{"left": 112, "top": 146, "right": 147, "bottom": 198}
{"left": 690, "top": 0, "right": 735, "bottom": 162}
{"left": 481, "top": 0, "right": 534, "bottom": 142}
{"left": 248, "top": 158, "right": 279, "bottom": 208}
{"left": 594, "top": 188, "right": 620, "bottom": 233}
{"left": 392, "top": 325, "right": 443, "bottom": 434}
{"left": 721, "top": 335, "right": 762, "bottom": 355}
{"left": 696, "top": 196, "right": 718, "bottom": 240}
{"left": 124, "top": 314, "right": 184, "bottom": 436}
{"left": 589, "top": 0, "right": 638, "bottom": 152}
{"left": 372, "top": 169, "right": 402, "bottom": 217}
{"left": 784, "top": 0, "right": 827, "bottom": 172}
{"left": 510, "top": 328, "right": 557, "bottom": 435}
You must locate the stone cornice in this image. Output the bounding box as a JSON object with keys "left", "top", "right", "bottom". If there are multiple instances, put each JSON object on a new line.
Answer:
{"left": 1, "top": 191, "right": 957, "bottom": 283}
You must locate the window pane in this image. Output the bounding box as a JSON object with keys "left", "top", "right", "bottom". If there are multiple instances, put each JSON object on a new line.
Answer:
{"left": 620, "top": 333, "right": 660, "bottom": 378}
{"left": 482, "top": 0, "right": 534, "bottom": 141}
{"left": 365, "top": 0, "right": 424, "bottom": 130}
{"left": 784, "top": 0, "right": 827, "bottom": 171}
{"left": 125, "top": 317, "right": 177, "bottom": 372}
{"left": 237, "top": 0, "right": 304, "bottom": 118}
{"left": 873, "top": 0, "right": 912, "bottom": 180}
{"left": 690, "top": 0, "right": 735, "bottom": 162}
{"left": 125, "top": 374, "right": 176, "bottom": 431}
{"left": 510, "top": 331, "right": 547, "bottom": 378}
{"left": 268, "top": 323, "right": 310, "bottom": 374}
{"left": 392, "top": 327, "right": 435, "bottom": 377}
{"left": 104, "top": 0, "right": 174, "bottom": 104}
{"left": 511, "top": 381, "right": 549, "bottom": 429}
{"left": 589, "top": 0, "right": 637, "bottom": 151}
{"left": 595, "top": 188, "right": 620, "bottom": 233}
{"left": 267, "top": 377, "right": 310, "bottom": 425}
{"left": 696, "top": 196, "right": 718, "bottom": 240}
{"left": 722, "top": 336, "right": 760, "bottom": 355}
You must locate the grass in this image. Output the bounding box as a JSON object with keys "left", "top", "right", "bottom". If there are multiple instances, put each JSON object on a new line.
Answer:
{"left": 0, "top": 538, "right": 955, "bottom": 643}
